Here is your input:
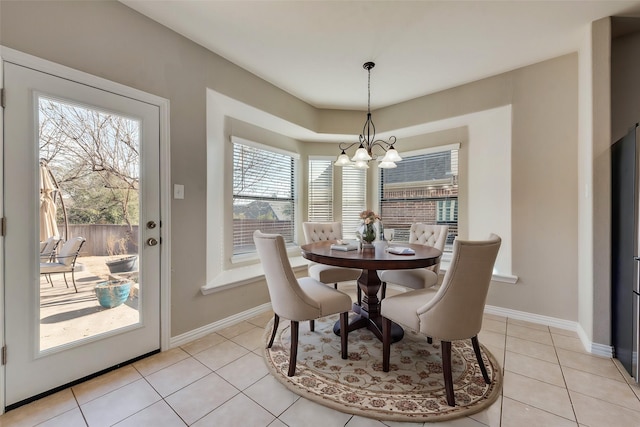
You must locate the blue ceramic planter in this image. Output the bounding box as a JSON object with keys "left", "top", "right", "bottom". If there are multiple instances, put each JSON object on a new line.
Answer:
{"left": 94, "top": 280, "right": 131, "bottom": 308}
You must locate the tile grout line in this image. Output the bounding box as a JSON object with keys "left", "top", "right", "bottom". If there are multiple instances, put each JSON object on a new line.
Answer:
{"left": 549, "top": 330, "right": 580, "bottom": 426}
{"left": 503, "top": 318, "right": 580, "bottom": 426}
{"left": 498, "top": 317, "right": 508, "bottom": 427}
{"left": 69, "top": 388, "right": 90, "bottom": 427}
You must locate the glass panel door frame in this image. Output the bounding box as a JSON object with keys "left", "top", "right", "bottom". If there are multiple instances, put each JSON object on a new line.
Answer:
{"left": 0, "top": 46, "right": 172, "bottom": 412}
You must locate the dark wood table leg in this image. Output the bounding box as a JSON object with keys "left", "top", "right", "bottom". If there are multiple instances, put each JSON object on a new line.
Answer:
{"left": 333, "top": 269, "right": 404, "bottom": 342}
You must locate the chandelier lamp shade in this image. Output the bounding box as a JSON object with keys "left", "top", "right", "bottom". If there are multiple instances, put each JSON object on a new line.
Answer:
{"left": 334, "top": 62, "right": 402, "bottom": 169}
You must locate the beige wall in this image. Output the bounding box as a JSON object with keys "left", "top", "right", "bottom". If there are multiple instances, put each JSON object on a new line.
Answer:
{"left": 612, "top": 27, "right": 640, "bottom": 141}
{"left": 1, "top": 1, "right": 582, "bottom": 337}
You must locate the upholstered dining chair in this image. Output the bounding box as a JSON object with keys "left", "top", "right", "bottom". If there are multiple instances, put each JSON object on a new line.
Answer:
{"left": 378, "top": 223, "right": 449, "bottom": 299}
{"left": 254, "top": 230, "right": 352, "bottom": 377}
{"left": 302, "top": 221, "right": 362, "bottom": 303}
{"left": 40, "top": 236, "right": 85, "bottom": 293}
{"left": 381, "top": 234, "right": 501, "bottom": 407}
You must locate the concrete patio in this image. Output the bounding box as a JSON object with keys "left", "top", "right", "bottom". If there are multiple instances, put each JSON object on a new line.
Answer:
{"left": 40, "top": 256, "right": 140, "bottom": 351}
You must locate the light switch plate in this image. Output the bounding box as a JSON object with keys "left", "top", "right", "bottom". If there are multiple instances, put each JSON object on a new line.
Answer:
{"left": 174, "top": 184, "right": 184, "bottom": 199}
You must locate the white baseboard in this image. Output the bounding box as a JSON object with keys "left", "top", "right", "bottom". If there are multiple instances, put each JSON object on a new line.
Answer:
{"left": 485, "top": 305, "right": 614, "bottom": 358}
{"left": 170, "top": 302, "right": 272, "bottom": 348}
{"left": 576, "top": 323, "right": 614, "bottom": 358}
{"left": 170, "top": 302, "right": 614, "bottom": 358}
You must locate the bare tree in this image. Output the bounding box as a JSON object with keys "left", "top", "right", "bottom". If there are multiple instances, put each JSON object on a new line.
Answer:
{"left": 38, "top": 97, "right": 140, "bottom": 233}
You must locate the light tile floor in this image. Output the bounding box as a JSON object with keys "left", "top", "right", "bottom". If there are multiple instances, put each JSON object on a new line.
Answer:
{"left": 2, "top": 287, "right": 640, "bottom": 426}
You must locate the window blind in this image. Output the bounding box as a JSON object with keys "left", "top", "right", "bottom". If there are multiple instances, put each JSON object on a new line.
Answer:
{"left": 232, "top": 142, "right": 296, "bottom": 255}
{"left": 308, "top": 158, "right": 333, "bottom": 222}
{"left": 341, "top": 166, "right": 366, "bottom": 239}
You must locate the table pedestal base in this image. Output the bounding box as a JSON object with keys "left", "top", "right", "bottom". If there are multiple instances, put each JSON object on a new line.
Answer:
{"left": 333, "top": 303, "right": 404, "bottom": 343}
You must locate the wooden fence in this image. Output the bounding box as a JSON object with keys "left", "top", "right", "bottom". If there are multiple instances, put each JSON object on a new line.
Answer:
{"left": 65, "top": 224, "right": 139, "bottom": 257}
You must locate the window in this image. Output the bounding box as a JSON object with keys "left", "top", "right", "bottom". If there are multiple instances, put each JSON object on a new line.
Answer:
{"left": 437, "top": 199, "right": 458, "bottom": 223}
{"left": 341, "top": 166, "right": 366, "bottom": 239}
{"left": 308, "top": 158, "right": 333, "bottom": 222}
{"left": 232, "top": 139, "right": 297, "bottom": 255}
{"left": 380, "top": 145, "right": 458, "bottom": 250}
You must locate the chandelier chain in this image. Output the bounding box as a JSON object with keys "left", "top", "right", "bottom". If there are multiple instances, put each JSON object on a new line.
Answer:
{"left": 367, "top": 65, "right": 371, "bottom": 115}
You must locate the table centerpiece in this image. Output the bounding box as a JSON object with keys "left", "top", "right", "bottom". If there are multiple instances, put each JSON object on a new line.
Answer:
{"left": 357, "top": 210, "right": 384, "bottom": 249}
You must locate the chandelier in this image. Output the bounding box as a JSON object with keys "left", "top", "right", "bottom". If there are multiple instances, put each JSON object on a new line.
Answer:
{"left": 334, "top": 62, "right": 402, "bottom": 169}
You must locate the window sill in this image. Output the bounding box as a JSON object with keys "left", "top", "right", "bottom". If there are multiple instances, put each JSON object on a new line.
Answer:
{"left": 230, "top": 245, "right": 300, "bottom": 265}
{"left": 201, "top": 256, "right": 309, "bottom": 295}
{"left": 438, "top": 259, "right": 519, "bottom": 284}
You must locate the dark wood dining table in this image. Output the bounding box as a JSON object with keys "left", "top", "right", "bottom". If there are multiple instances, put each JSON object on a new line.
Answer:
{"left": 300, "top": 241, "right": 441, "bottom": 343}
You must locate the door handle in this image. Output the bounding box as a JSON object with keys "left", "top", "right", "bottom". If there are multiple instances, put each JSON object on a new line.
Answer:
{"left": 146, "top": 237, "right": 158, "bottom": 246}
{"left": 146, "top": 221, "right": 157, "bottom": 229}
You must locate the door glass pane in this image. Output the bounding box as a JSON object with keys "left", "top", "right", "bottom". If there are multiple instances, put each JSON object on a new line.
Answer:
{"left": 38, "top": 96, "right": 141, "bottom": 352}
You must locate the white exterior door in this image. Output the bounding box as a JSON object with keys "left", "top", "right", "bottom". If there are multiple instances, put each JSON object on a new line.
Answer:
{"left": 3, "top": 61, "right": 162, "bottom": 407}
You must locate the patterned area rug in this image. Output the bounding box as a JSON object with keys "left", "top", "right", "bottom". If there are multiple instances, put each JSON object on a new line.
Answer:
{"left": 263, "top": 314, "right": 502, "bottom": 423}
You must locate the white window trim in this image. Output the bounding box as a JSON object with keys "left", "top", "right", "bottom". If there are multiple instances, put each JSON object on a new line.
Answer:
{"left": 206, "top": 93, "right": 517, "bottom": 294}
{"left": 438, "top": 253, "right": 518, "bottom": 284}
{"left": 400, "top": 142, "right": 461, "bottom": 158}
{"left": 231, "top": 135, "right": 300, "bottom": 160}
{"left": 202, "top": 255, "right": 310, "bottom": 295}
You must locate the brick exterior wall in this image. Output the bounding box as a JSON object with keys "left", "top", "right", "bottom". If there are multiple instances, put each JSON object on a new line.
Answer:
{"left": 380, "top": 185, "right": 458, "bottom": 244}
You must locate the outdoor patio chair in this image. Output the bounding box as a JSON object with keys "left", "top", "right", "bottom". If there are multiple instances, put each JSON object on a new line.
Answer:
{"left": 40, "top": 236, "right": 60, "bottom": 262}
{"left": 40, "top": 237, "right": 86, "bottom": 293}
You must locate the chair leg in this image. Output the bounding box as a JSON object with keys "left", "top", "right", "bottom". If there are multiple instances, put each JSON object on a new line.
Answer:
{"left": 288, "top": 320, "right": 299, "bottom": 377}
{"left": 427, "top": 337, "right": 433, "bottom": 344}
{"left": 340, "top": 312, "right": 348, "bottom": 359}
{"left": 442, "top": 341, "right": 455, "bottom": 406}
{"left": 382, "top": 316, "right": 392, "bottom": 372}
{"left": 267, "top": 314, "right": 280, "bottom": 348}
{"left": 334, "top": 282, "right": 338, "bottom": 289}
{"left": 63, "top": 273, "right": 70, "bottom": 288}
{"left": 309, "top": 319, "right": 315, "bottom": 332}
{"left": 381, "top": 282, "right": 387, "bottom": 300}
{"left": 472, "top": 336, "right": 491, "bottom": 384}
{"left": 71, "top": 269, "right": 78, "bottom": 293}
{"left": 357, "top": 284, "right": 362, "bottom": 306}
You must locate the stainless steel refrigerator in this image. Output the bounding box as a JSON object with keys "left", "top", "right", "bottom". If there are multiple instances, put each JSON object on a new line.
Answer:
{"left": 612, "top": 123, "right": 640, "bottom": 382}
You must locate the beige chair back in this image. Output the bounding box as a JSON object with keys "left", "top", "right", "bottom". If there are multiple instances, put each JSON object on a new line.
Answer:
{"left": 57, "top": 237, "right": 85, "bottom": 266}
{"left": 409, "top": 223, "right": 449, "bottom": 248}
{"left": 417, "top": 234, "right": 501, "bottom": 340}
{"left": 40, "top": 236, "right": 58, "bottom": 253}
{"left": 40, "top": 236, "right": 60, "bottom": 261}
{"left": 302, "top": 222, "right": 343, "bottom": 243}
{"left": 254, "top": 230, "right": 322, "bottom": 320}
{"left": 409, "top": 223, "right": 449, "bottom": 274}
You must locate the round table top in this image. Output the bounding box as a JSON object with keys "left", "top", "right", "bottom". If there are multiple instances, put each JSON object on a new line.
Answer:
{"left": 300, "top": 240, "right": 442, "bottom": 270}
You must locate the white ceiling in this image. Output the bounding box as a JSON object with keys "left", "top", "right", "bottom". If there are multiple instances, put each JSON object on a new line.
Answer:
{"left": 121, "top": 0, "right": 640, "bottom": 111}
